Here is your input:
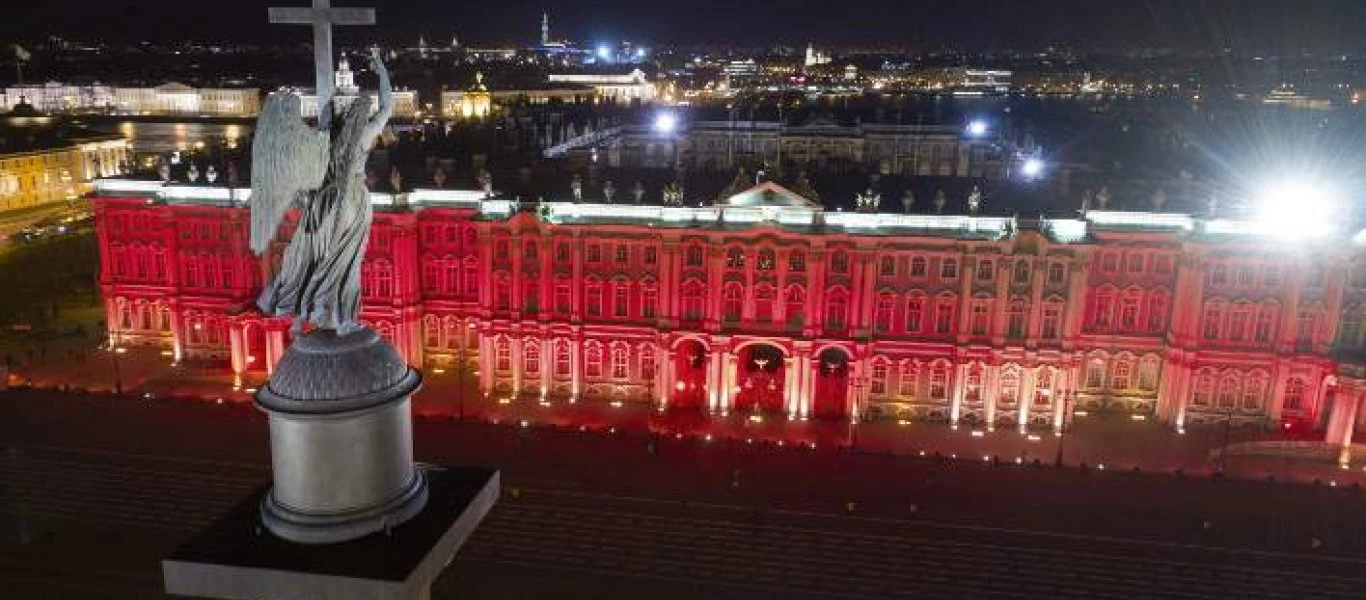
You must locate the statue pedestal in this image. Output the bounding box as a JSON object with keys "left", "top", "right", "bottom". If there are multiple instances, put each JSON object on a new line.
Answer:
{"left": 162, "top": 327, "right": 499, "bottom": 599}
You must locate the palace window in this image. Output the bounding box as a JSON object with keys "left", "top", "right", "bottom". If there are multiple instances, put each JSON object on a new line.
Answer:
{"left": 1218, "top": 375, "right": 1239, "bottom": 408}
{"left": 785, "top": 286, "right": 806, "bottom": 327}
{"left": 613, "top": 283, "right": 630, "bottom": 318}
{"left": 726, "top": 247, "right": 745, "bottom": 269}
{"left": 1085, "top": 361, "right": 1105, "bottom": 390}
{"left": 494, "top": 275, "right": 510, "bottom": 310}
{"left": 1111, "top": 360, "right": 1132, "bottom": 391}
{"left": 1284, "top": 378, "right": 1305, "bottom": 411}
{"left": 929, "top": 366, "right": 948, "bottom": 400}
{"left": 611, "top": 345, "right": 630, "bottom": 379}
{"left": 615, "top": 245, "right": 629, "bottom": 265}
{"left": 495, "top": 337, "right": 511, "bottom": 372}
{"left": 586, "top": 281, "right": 603, "bottom": 317}
{"left": 1255, "top": 306, "right": 1275, "bottom": 343}
{"left": 524, "top": 341, "right": 541, "bottom": 374}
{"left": 423, "top": 261, "right": 439, "bottom": 293}
{"left": 1146, "top": 294, "right": 1168, "bottom": 333}
{"left": 686, "top": 245, "right": 704, "bottom": 267}
{"left": 965, "top": 365, "right": 983, "bottom": 402}
{"left": 1014, "top": 260, "right": 1030, "bottom": 284}
{"left": 555, "top": 341, "right": 572, "bottom": 376}
{"left": 1034, "top": 369, "right": 1054, "bottom": 406}
{"left": 826, "top": 290, "right": 848, "bottom": 332}
{"left": 940, "top": 259, "right": 958, "bottom": 280}
{"left": 789, "top": 251, "right": 806, "bottom": 272}
{"left": 1237, "top": 266, "right": 1254, "bottom": 286}
{"left": 870, "top": 362, "right": 889, "bottom": 395}
{"left": 555, "top": 281, "right": 571, "bottom": 315}
{"left": 1228, "top": 304, "right": 1251, "bottom": 342}
{"left": 831, "top": 251, "right": 849, "bottom": 274}
{"left": 1093, "top": 290, "right": 1114, "bottom": 330}
{"left": 1007, "top": 300, "right": 1026, "bottom": 338}
{"left": 1042, "top": 302, "right": 1062, "bottom": 340}
{"left": 1127, "top": 253, "right": 1144, "bottom": 273}
{"left": 1119, "top": 295, "right": 1140, "bottom": 332}
{"left": 640, "top": 348, "right": 656, "bottom": 380}
{"left": 463, "top": 261, "right": 479, "bottom": 296}
{"left": 682, "top": 280, "right": 706, "bottom": 322}
{"left": 556, "top": 242, "right": 570, "bottom": 262}
{"left": 970, "top": 301, "right": 990, "bottom": 336}
{"left": 1048, "top": 263, "right": 1066, "bottom": 284}
{"left": 1101, "top": 253, "right": 1118, "bottom": 272}
{"left": 1202, "top": 303, "right": 1223, "bottom": 340}
{"left": 723, "top": 283, "right": 744, "bottom": 322}
{"left": 875, "top": 293, "right": 895, "bottom": 333}
{"left": 1242, "top": 374, "right": 1265, "bottom": 410}
{"left": 587, "top": 244, "right": 602, "bottom": 263}
{"left": 644, "top": 247, "right": 657, "bottom": 265}
{"left": 910, "top": 257, "right": 927, "bottom": 278}
{"left": 1193, "top": 372, "right": 1215, "bottom": 407}
{"left": 495, "top": 240, "right": 510, "bottom": 261}
{"left": 880, "top": 257, "right": 896, "bottom": 277}
{"left": 524, "top": 242, "right": 538, "bottom": 262}
{"left": 935, "top": 300, "right": 955, "bottom": 334}
{"left": 524, "top": 281, "right": 539, "bottom": 313}
{"left": 975, "top": 259, "right": 994, "bottom": 282}
{"left": 1209, "top": 264, "right": 1228, "bottom": 286}
{"left": 898, "top": 362, "right": 917, "bottom": 397}
{"left": 585, "top": 343, "right": 603, "bottom": 378}
{"left": 999, "top": 368, "right": 1020, "bottom": 407}
{"left": 641, "top": 282, "right": 658, "bottom": 319}
{"left": 757, "top": 249, "right": 776, "bottom": 271}
{"left": 905, "top": 297, "right": 924, "bottom": 333}
{"left": 1297, "top": 310, "right": 1317, "bottom": 344}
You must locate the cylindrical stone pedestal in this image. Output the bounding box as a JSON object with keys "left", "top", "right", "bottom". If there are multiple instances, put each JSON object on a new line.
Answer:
{"left": 255, "top": 327, "right": 427, "bottom": 545}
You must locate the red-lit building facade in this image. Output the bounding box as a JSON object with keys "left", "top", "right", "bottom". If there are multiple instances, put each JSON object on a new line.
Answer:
{"left": 90, "top": 180, "right": 1366, "bottom": 451}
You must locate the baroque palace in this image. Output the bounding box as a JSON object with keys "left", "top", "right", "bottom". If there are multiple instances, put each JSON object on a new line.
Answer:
{"left": 89, "top": 179, "right": 1366, "bottom": 448}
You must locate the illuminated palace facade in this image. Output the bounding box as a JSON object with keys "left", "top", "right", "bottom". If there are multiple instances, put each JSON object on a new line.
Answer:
{"left": 90, "top": 180, "right": 1366, "bottom": 444}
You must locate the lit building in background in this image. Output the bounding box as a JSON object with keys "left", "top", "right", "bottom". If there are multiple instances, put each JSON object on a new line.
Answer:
{"left": 1, "top": 107, "right": 130, "bottom": 211}
{"left": 90, "top": 178, "right": 1366, "bottom": 454}
{"left": 293, "top": 56, "right": 420, "bottom": 119}
{"left": 547, "top": 69, "right": 657, "bottom": 103}
{"left": 2, "top": 82, "right": 261, "bottom": 117}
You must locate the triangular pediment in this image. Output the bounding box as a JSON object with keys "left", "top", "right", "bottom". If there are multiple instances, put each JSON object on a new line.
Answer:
{"left": 723, "top": 181, "right": 820, "bottom": 209}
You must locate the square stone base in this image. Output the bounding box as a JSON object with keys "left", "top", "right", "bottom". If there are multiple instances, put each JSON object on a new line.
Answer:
{"left": 163, "top": 467, "right": 499, "bottom": 600}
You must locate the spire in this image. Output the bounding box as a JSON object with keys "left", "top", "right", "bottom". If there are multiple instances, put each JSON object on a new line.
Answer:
{"left": 541, "top": 11, "right": 550, "bottom": 46}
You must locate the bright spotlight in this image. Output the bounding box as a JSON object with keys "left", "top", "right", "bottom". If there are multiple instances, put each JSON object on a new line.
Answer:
{"left": 1254, "top": 179, "right": 1339, "bottom": 239}
{"left": 653, "top": 112, "right": 678, "bottom": 134}
{"left": 966, "top": 119, "right": 988, "bottom": 137}
{"left": 1021, "top": 157, "right": 1044, "bottom": 179}
{"left": 596, "top": 45, "right": 612, "bottom": 60}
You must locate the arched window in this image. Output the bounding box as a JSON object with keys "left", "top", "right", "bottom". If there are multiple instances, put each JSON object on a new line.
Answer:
{"left": 1255, "top": 304, "right": 1277, "bottom": 343}
{"left": 757, "top": 249, "right": 775, "bottom": 271}
{"left": 1111, "top": 359, "right": 1132, "bottom": 390}
{"left": 1119, "top": 290, "right": 1141, "bottom": 332}
{"left": 754, "top": 284, "right": 775, "bottom": 323}
{"left": 1034, "top": 368, "right": 1054, "bottom": 406}
{"left": 1137, "top": 358, "right": 1160, "bottom": 392}
{"left": 723, "top": 282, "right": 744, "bottom": 322}
{"left": 524, "top": 280, "right": 540, "bottom": 313}
{"left": 970, "top": 298, "right": 990, "bottom": 336}
{"left": 524, "top": 339, "right": 541, "bottom": 374}
{"left": 1014, "top": 260, "right": 1030, "bottom": 284}
{"left": 555, "top": 340, "right": 572, "bottom": 376}
{"left": 495, "top": 337, "right": 511, "bottom": 372}
{"left": 1202, "top": 301, "right": 1225, "bottom": 340}
{"left": 1092, "top": 288, "right": 1115, "bottom": 330}
{"left": 443, "top": 317, "right": 461, "bottom": 350}
{"left": 585, "top": 342, "right": 603, "bottom": 378}
{"left": 1085, "top": 359, "right": 1106, "bottom": 390}
{"left": 554, "top": 278, "right": 572, "bottom": 315}
{"left": 493, "top": 273, "right": 511, "bottom": 310}
{"left": 612, "top": 280, "right": 630, "bottom": 318}
{"left": 870, "top": 361, "right": 889, "bottom": 395}
{"left": 686, "top": 245, "right": 704, "bottom": 267}
{"left": 785, "top": 285, "right": 806, "bottom": 327}
{"left": 1048, "top": 262, "right": 1066, "bottom": 284}
{"left": 880, "top": 257, "right": 896, "bottom": 277}
{"left": 934, "top": 294, "right": 956, "bottom": 334}
{"left": 788, "top": 250, "right": 806, "bottom": 272}
{"left": 965, "top": 364, "right": 983, "bottom": 402}
{"left": 831, "top": 251, "right": 849, "bottom": 274}
{"left": 929, "top": 364, "right": 949, "bottom": 400}
{"left": 422, "top": 258, "right": 439, "bottom": 293}
{"left": 585, "top": 279, "right": 603, "bottom": 317}
{"left": 423, "top": 317, "right": 439, "bottom": 347}
{"left": 905, "top": 295, "right": 925, "bottom": 333}
{"left": 682, "top": 279, "right": 707, "bottom": 322}
{"left": 462, "top": 258, "right": 479, "bottom": 297}
{"left": 726, "top": 247, "right": 745, "bottom": 269}
{"left": 875, "top": 293, "right": 895, "bottom": 333}
{"left": 940, "top": 258, "right": 958, "bottom": 280}
{"left": 639, "top": 346, "right": 656, "bottom": 380}
{"left": 1228, "top": 302, "right": 1253, "bottom": 342}
{"left": 999, "top": 367, "right": 1020, "bottom": 407}
{"left": 1284, "top": 377, "right": 1305, "bottom": 410}
{"left": 610, "top": 344, "right": 630, "bottom": 379}
{"left": 975, "top": 259, "right": 994, "bottom": 282}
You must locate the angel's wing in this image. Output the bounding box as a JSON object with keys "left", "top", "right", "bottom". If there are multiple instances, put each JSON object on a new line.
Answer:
{"left": 249, "top": 93, "right": 329, "bottom": 255}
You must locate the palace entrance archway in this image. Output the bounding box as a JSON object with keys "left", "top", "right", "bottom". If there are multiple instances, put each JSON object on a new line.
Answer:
{"left": 734, "top": 343, "right": 786, "bottom": 415}
{"left": 671, "top": 339, "right": 708, "bottom": 410}
{"left": 813, "top": 347, "right": 850, "bottom": 420}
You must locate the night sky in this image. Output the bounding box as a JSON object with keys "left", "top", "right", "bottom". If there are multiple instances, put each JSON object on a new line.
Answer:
{"left": 4, "top": 0, "right": 1366, "bottom": 52}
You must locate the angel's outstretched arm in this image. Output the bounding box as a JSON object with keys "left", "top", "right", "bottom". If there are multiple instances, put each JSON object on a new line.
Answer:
{"left": 363, "top": 48, "right": 394, "bottom": 141}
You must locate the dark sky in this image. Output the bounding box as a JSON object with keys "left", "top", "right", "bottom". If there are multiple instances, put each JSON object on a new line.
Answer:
{"left": 5, "top": 0, "right": 1366, "bottom": 53}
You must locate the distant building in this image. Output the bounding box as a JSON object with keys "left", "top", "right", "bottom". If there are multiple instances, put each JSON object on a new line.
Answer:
{"left": 293, "top": 57, "right": 421, "bottom": 119}
{"left": 959, "top": 70, "right": 1013, "bottom": 94}
{"left": 2, "top": 82, "right": 260, "bottom": 116}
{"left": 804, "top": 43, "right": 831, "bottom": 68}
{"left": 448, "top": 73, "right": 492, "bottom": 119}
{"left": 1, "top": 103, "right": 130, "bottom": 211}
{"left": 547, "top": 69, "right": 656, "bottom": 103}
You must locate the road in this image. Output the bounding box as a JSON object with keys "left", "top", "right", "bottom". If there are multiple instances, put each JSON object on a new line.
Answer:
{"left": 4, "top": 390, "right": 1366, "bottom": 599}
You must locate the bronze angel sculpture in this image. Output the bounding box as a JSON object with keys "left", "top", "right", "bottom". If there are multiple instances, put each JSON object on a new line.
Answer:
{"left": 249, "top": 48, "right": 393, "bottom": 335}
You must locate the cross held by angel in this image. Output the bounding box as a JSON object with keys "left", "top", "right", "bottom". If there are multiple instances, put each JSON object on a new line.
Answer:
{"left": 250, "top": 47, "right": 393, "bottom": 334}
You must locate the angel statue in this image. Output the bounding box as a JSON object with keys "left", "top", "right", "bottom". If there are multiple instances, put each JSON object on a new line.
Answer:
{"left": 249, "top": 48, "right": 394, "bottom": 335}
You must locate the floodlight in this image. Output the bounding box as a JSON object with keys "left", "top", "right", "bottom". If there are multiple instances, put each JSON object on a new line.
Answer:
{"left": 1253, "top": 179, "right": 1339, "bottom": 239}
{"left": 966, "top": 119, "right": 988, "bottom": 137}
{"left": 1021, "top": 157, "right": 1044, "bottom": 178}
{"left": 653, "top": 112, "right": 678, "bottom": 134}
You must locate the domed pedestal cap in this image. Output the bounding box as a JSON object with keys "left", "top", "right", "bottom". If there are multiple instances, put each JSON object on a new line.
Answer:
{"left": 256, "top": 327, "right": 422, "bottom": 414}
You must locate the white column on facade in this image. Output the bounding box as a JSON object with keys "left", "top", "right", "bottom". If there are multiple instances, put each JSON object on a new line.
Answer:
{"left": 1325, "top": 391, "right": 1361, "bottom": 465}
{"left": 949, "top": 362, "right": 967, "bottom": 425}
{"left": 541, "top": 338, "right": 553, "bottom": 397}
{"left": 658, "top": 347, "right": 671, "bottom": 408}
{"left": 479, "top": 335, "right": 493, "bottom": 396}
{"left": 784, "top": 356, "right": 797, "bottom": 416}
{"left": 706, "top": 352, "right": 721, "bottom": 412}
{"left": 570, "top": 336, "right": 582, "bottom": 399}
{"left": 721, "top": 351, "right": 737, "bottom": 414}
{"left": 803, "top": 358, "right": 817, "bottom": 418}
{"left": 1018, "top": 367, "right": 1036, "bottom": 431}
{"left": 510, "top": 336, "right": 523, "bottom": 394}
{"left": 983, "top": 365, "right": 998, "bottom": 430}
